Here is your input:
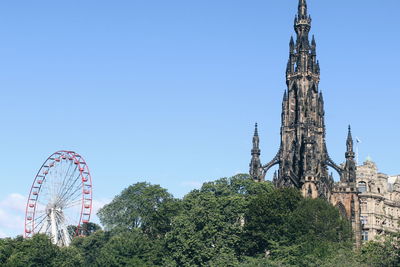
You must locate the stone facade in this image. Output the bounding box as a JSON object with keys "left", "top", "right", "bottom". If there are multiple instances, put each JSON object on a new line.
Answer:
{"left": 357, "top": 160, "right": 400, "bottom": 242}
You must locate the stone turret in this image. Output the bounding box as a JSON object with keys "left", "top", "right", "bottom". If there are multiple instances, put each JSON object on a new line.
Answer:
{"left": 342, "top": 126, "right": 357, "bottom": 183}
{"left": 249, "top": 123, "right": 264, "bottom": 182}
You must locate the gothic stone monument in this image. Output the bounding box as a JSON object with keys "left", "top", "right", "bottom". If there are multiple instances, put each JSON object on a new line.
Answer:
{"left": 249, "top": 0, "right": 361, "bottom": 247}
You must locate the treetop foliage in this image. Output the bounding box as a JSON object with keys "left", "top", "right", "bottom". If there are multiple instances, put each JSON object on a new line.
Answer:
{"left": 2, "top": 174, "right": 398, "bottom": 266}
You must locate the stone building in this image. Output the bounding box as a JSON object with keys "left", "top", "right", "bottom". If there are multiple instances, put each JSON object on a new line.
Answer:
{"left": 249, "top": 0, "right": 361, "bottom": 247}
{"left": 357, "top": 160, "right": 400, "bottom": 242}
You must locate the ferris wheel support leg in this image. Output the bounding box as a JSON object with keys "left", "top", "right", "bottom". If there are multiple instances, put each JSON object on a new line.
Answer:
{"left": 62, "top": 222, "right": 71, "bottom": 246}
{"left": 50, "top": 208, "right": 58, "bottom": 245}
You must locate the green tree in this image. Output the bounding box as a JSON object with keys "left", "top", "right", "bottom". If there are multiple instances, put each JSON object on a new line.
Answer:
{"left": 359, "top": 233, "right": 400, "bottom": 267}
{"left": 289, "top": 198, "right": 352, "bottom": 243}
{"left": 52, "top": 246, "right": 85, "bottom": 267}
{"left": 97, "top": 182, "right": 180, "bottom": 238}
{"left": 319, "top": 248, "right": 367, "bottom": 267}
{"left": 242, "top": 189, "right": 354, "bottom": 266}
{"left": 0, "top": 237, "right": 18, "bottom": 265}
{"left": 268, "top": 199, "right": 353, "bottom": 266}
{"left": 164, "top": 174, "right": 272, "bottom": 266}
{"left": 71, "top": 230, "right": 111, "bottom": 266}
{"left": 241, "top": 187, "right": 302, "bottom": 256}
{"left": 5, "top": 234, "right": 59, "bottom": 267}
{"left": 96, "top": 229, "right": 163, "bottom": 266}
{"left": 238, "top": 257, "right": 285, "bottom": 267}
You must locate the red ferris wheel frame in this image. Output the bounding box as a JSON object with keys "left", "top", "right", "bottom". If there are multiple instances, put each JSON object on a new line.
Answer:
{"left": 24, "top": 150, "right": 93, "bottom": 238}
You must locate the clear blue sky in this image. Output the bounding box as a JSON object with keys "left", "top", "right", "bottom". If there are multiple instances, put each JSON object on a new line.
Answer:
{"left": 0, "top": 0, "right": 399, "bottom": 237}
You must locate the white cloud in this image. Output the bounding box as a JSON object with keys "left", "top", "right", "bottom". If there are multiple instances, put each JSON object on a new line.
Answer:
{"left": 0, "top": 229, "right": 7, "bottom": 238}
{"left": 0, "top": 193, "right": 26, "bottom": 212}
{"left": 0, "top": 193, "right": 26, "bottom": 238}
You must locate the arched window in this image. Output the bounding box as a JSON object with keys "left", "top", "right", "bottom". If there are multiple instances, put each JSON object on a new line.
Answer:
{"left": 378, "top": 188, "right": 381, "bottom": 194}
{"left": 358, "top": 181, "right": 367, "bottom": 193}
{"left": 336, "top": 202, "right": 347, "bottom": 219}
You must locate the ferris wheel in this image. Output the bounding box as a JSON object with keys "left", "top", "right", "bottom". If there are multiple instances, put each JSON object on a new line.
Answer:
{"left": 24, "top": 151, "right": 93, "bottom": 246}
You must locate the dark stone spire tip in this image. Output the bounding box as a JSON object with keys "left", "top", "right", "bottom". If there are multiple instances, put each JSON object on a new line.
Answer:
{"left": 298, "top": 0, "right": 308, "bottom": 17}
{"left": 347, "top": 125, "right": 353, "bottom": 142}
{"left": 346, "top": 125, "right": 354, "bottom": 155}
{"left": 254, "top": 123, "right": 259, "bottom": 137}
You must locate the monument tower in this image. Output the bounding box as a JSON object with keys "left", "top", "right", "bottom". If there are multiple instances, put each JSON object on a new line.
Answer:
{"left": 250, "top": 0, "right": 341, "bottom": 199}
{"left": 249, "top": 0, "right": 361, "bottom": 246}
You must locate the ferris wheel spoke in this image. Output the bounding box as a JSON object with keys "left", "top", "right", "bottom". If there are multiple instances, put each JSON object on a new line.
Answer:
{"left": 33, "top": 216, "right": 48, "bottom": 231}
{"left": 64, "top": 190, "right": 82, "bottom": 204}
{"left": 56, "top": 174, "right": 82, "bottom": 207}
{"left": 57, "top": 166, "right": 75, "bottom": 198}
{"left": 39, "top": 178, "right": 56, "bottom": 205}
{"left": 34, "top": 210, "right": 47, "bottom": 215}
{"left": 34, "top": 214, "right": 50, "bottom": 231}
{"left": 63, "top": 212, "right": 79, "bottom": 229}
{"left": 34, "top": 212, "right": 47, "bottom": 221}
{"left": 36, "top": 218, "right": 49, "bottom": 234}
{"left": 39, "top": 180, "right": 50, "bottom": 197}
{"left": 56, "top": 172, "right": 81, "bottom": 202}
{"left": 60, "top": 180, "right": 81, "bottom": 203}
{"left": 42, "top": 221, "right": 51, "bottom": 234}
{"left": 64, "top": 198, "right": 83, "bottom": 210}
{"left": 62, "top": 185, "right": 84, "bottom": 205}
{"left": 56, "top": 162, "right": 78, "bottom": 199}
{"left": 37, "top": 197, "right": 52, "bottom": 207}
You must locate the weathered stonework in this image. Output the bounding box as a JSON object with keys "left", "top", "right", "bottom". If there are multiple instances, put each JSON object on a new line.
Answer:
{"left": 331, "top": 183, "right": 361, "bottom": 247}
{"left": 249, "top": 0, "right": 362, "bottom": 247}
{"left": 357, "top": 160, "right": 400, "bottom": 242}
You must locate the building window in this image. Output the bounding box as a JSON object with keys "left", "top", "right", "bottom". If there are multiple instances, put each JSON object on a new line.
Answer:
{"left": 358, "top": 182, "right": 367, "bottom": 193}
{"left": 362, "top": 231, "right": 369, "bottom": 241}
{"left": 361, "top": 216, "right": 368, "bottom": 225}
{"left": 361, "top": 201, "right": 367, "bottom": 211}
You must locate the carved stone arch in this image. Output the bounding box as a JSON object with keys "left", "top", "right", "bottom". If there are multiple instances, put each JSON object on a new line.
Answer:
{"left": 326, "top": 158, "right": 343, "bottom": 177}
{"left": 336, "top": 202, "right": 348, "bottom": 219}
{"left": 262, "top": 156, "right": 280, "bottom": 177}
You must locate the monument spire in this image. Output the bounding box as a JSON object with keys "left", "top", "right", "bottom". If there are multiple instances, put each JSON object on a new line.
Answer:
{"left": 271, "top": 0, "right": 331, "bottom": 198}
{"left": 298, "top": 0, "right": 308, "bottom": 18}
{"left": 249, "top": 123, "right": 263, "bottom": 182}
{"left": 346, "top": 125, "right": 355, "bottom": 156}
{"left": 342, "top": 126, "right": 356, "bottom": 183}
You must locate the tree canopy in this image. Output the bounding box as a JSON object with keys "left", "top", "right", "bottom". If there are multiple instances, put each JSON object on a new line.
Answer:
{"left": 1, "top": 174, "right": 397, "bottom": 266}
